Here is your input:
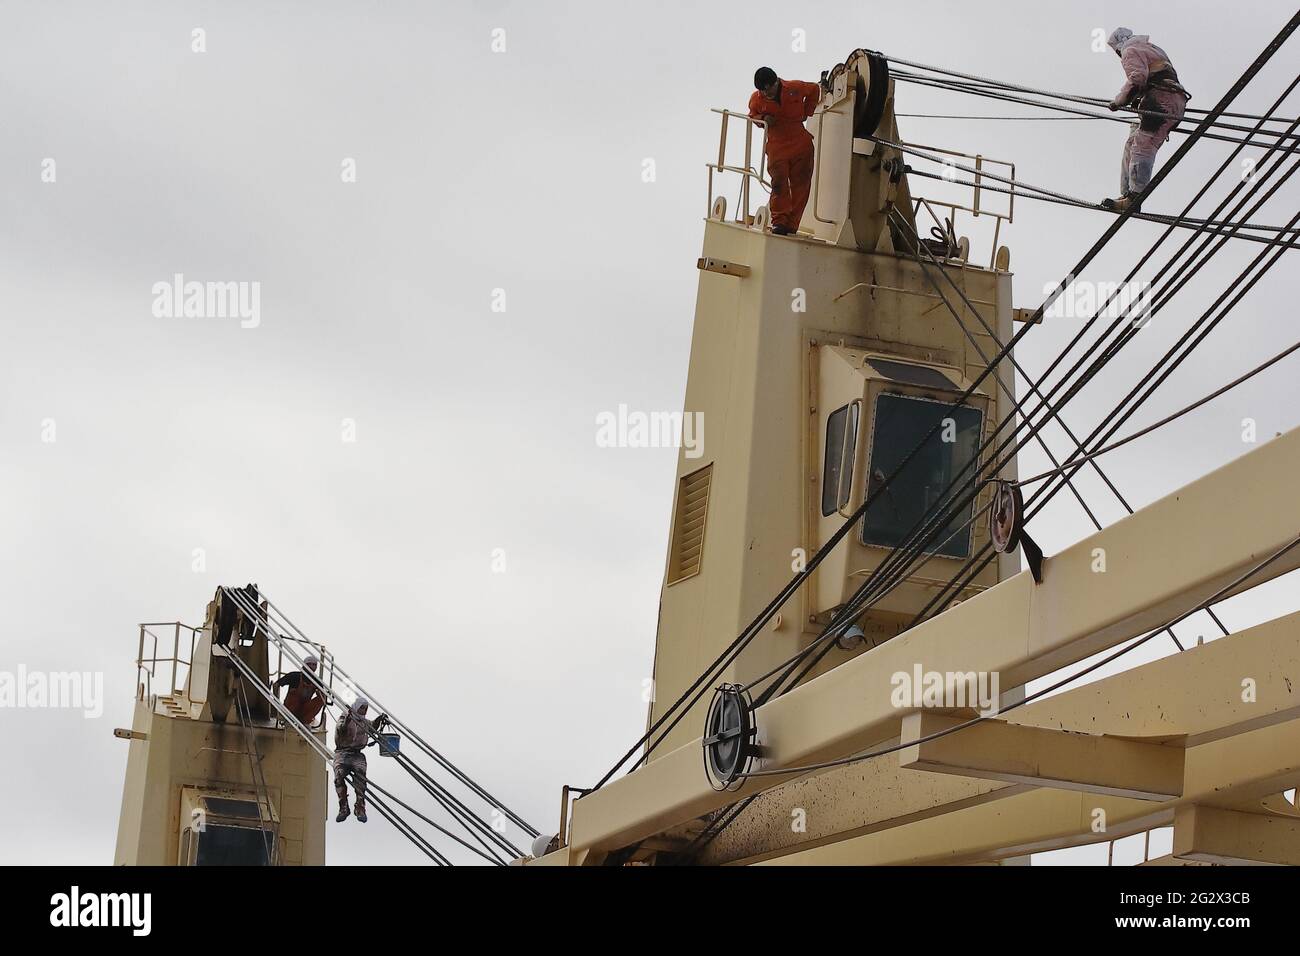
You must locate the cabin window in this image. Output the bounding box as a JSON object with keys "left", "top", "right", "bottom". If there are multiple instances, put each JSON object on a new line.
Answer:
{"left": 195, "top": 824, "right": 273, "bottom": 866}
{"left": 862, "top": 393, "right": 983, "bottom": 558}
{"left": 183, "top": 795, "right": 274, "bottom": 866}
{"left": 822, "top": 403, "right": 860, "bottom": 517}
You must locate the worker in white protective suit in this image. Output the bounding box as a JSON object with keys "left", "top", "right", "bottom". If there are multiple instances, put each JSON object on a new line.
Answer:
{"left": 1102, "top": 27, "right": 1191, "bottom": 212}
{"left": 333, "top": 698, "right": 388, "bottom": 823}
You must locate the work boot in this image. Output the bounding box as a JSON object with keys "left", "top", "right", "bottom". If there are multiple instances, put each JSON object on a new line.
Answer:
{"left": 771, "top": 224, "right": 792, "bottom": 236}
{"left": 355, "top": 803, "right": 367, "bottom": 823}
{"left": 336, "top": 804, "right": 350, "bottom": 823}
{"left": 1101, "top": 193, "right": 1141, "bottom": 214}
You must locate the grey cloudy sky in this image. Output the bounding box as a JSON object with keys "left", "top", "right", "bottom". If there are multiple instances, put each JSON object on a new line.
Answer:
{"left": 2, "top": 0, "right": 1297, "bottom": 865}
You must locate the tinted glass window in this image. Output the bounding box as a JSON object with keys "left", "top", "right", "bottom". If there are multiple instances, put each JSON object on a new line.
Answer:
{"left": 822, "top": 403, "right": 860, "bottom": 516}
{"left": 196, "top": 824, "right": 272, "bottom": 866}
{"left": 205, "top": 798, "right": 260, "bottom": 819}
{"left": 862, "top": 393, "right": 983, "bottom": 558}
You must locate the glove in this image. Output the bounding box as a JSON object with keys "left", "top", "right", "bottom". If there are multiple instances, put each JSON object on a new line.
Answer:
{"left": 1107, "top": 100, "right": 1123, "bottom": 111}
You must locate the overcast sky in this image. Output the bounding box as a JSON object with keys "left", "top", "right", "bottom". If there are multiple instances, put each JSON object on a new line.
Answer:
{"left": 2, "top": 0, "right": 1297, "bottom": 866}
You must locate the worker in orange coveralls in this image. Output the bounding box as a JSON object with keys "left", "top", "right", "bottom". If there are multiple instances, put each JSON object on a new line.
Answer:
{"left": 273, "top": 655, "right": 326, "bottom": 727}
{"left": 748, "top": 67, "right": 823, "bottom": 236}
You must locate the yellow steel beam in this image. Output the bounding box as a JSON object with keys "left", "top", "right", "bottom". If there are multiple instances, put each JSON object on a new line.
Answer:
{"left": 1173, "top": 804, "right": 1300, "bottom": 866}
{"left": 764, "top": 723, "right": 1300, "bottom": 865}
{"left": 696, "top": 753, "right": 1020, "bottom": 865}
{"left": 1007, "top": 611, "right": 1300, "bottom": 746}
{"left": 1183, "top": 717, "right": 1300, "bottom": 810}
{"left": 1138, "top": 854, "right": 1209, "bottom": 866}
{"left": 898, "top": 712, "right": 1184, "bottom": 800}
{"left": 702, "top": 609, "right": 1300, "bottom": 864}
{"left": 567, "top": 428, "right": 1300, "bottom": 860}
{"left": 758, "top": 789, "right": 1167, "bottom": 865}
{"left": 759, "top": 624, "right": 1300, "bottom": 864}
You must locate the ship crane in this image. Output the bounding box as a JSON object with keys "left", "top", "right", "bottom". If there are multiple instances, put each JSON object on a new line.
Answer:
{"left": 113, "top": 14, "right": 1300, "bottom": 868}
{"left": 115, "top": 584, "right": 539, "bottom": 865}
{"left": 533, "top": 16, "right": 1300, "bottom": 866}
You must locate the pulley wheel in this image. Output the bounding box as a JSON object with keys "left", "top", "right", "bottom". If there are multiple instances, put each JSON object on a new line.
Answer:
{"left": 703, "top": 684, "right": 756, "bottom": 790}
{"left": 989, "top": 480, "right": 1025, "bottom": 554}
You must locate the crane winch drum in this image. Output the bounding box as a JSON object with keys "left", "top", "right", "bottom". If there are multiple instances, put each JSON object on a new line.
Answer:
{"left": 822, "top": 50, "right": 890, "bottom": 139}
{"left": 854, "top": 52, "right": 890, "bottom": 138}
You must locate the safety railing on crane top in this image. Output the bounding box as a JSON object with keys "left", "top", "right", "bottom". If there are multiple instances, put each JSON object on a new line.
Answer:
{"left": 902, "top": 140, "right": 1017, "bottom": 269}
{"left": 705, "top": 105, "right": 1018, "bottom": 268}
{"left": 706, "top": 108, "right": 769, "bottom": 224}
{"left": 135, "top": 619, "right": 337, "bottom": 706}
{"left": 135, "top": 622, "right": 200, "bottom": 702}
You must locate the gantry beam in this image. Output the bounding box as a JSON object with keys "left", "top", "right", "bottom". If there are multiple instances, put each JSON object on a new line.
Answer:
{"left": 1173, "top": 804, "right": 1300, "bottom": 865}
{"left": 898, "top": 713, "right": 1184, "bottom": 800}
{"left": 759, "top": 789, "right": 1169, "bottom": 865}
{"left": 696, "top": 753, "right": 1019, "bottom": 865}
{"left": 566, "top": 427, "right": 1300, "bottom": 862}
{"left": 1005, "top": 615, "right": 1300, "bottom": 747}
{"left": 761, "top": 719, "right": 1300, "bottom": 865}
{"left": 699, "top": 605, "right": 1300, "bottom": 864}
{"left": 1139, "top": 854, "right": 1210, "bottom": 866}
{"left": 1183, "top": 717, "right": 1300, "bottom": 810}
{"left": 757, "top": 623, "right": 1300, "bottom": 864}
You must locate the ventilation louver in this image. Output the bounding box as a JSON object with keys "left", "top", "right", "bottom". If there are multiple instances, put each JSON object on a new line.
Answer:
{"left": 668, "top": 463, "right": 713, "bottom": 585}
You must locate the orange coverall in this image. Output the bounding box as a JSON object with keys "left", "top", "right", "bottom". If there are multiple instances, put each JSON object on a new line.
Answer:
{"left": 748, "top": 79, "right": 821, "bottom": 232}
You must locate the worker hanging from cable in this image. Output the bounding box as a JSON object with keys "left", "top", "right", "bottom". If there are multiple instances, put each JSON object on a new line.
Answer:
{"left": 748, "top": 67, "right": 822, "bottom": 236}
{"left": 1101, "top": 27, "right": 1191, "bottom": 212}
{"left": 333, "top": 697, "right": 388, "bottom": 823}
{"left": 272, "top": 655, "right": 326, "bottom": 728}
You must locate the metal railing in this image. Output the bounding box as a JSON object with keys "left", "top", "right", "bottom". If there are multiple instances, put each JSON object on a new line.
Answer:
{"left": 136, "top": 622, "right": 200, "bottom": 703}
{"left": 706, "top": 109, "right": 770, "bottom": 224}
{"left": 135, "top": 617, "right": 334, "bottom": 716}
{"left": 704, "top": 108, "right": 1017, "bottom": 266}
{"left": 904, "top": 141, "right": 1016, "bottom": 269}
